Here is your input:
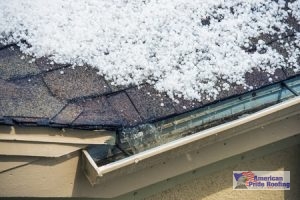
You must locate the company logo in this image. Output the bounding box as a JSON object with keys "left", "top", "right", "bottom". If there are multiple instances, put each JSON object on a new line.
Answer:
{"left": 233, "top": 171, "right": 290, "bottom": 190}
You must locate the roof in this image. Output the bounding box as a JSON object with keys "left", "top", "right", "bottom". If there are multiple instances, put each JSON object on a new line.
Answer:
{"left": 0, "top": 15, "right": 299, "bottom": 130}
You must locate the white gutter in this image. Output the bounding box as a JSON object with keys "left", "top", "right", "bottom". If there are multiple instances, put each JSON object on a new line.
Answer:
{"left": 82, "top": 96, "right": 300, "bottom": 197}
{"left": 93, "top": 96, "right": 300, "bottom": 175}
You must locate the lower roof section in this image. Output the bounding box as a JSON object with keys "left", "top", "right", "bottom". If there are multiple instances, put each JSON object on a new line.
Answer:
{"left": 0, "top": 126, "right": 116, "bottom": 158}
{"left": 0, "top": 126, "right": 115, "bottom": 145}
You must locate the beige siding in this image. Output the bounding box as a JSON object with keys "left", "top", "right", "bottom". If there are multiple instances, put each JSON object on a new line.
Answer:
{"left": 0, "top": 141, "right": 85, "bottom": 157}
{"left": 0, "top": 156, "right": 38, "bottom": 173}
{"left": 0, "top": 141, "right": 299, "bottom": 199}
{"left": 146, "top": 144, "right": 300, "bottom": 200}
{"left": 0, "top": 152, "right": 80, "bottom": 197}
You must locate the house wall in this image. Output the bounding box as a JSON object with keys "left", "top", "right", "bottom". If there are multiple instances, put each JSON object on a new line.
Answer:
{"left": 0, "top": 111, "right": 299, "bottom": 199}
{"left": 145, "top": 144, "right": 300, "bottom": 200}
{"left": 0, "top": 139, "right": 299, "bottom": 199}
{"left": 0, "top": 152, "right": 81, "bottom": 197}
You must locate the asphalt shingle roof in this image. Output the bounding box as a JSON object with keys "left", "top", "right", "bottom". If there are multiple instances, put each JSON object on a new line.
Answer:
{"left": 0, "top": 16, "right": 299, "bottom": 129}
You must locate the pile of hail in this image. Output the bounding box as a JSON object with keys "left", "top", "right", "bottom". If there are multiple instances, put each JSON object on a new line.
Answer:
{"left": 0, "top": 0, "right": 299, "bottom": 101}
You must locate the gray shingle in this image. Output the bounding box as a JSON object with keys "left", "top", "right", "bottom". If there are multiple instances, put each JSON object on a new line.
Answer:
{"left": 0, "top": 46, "right": 41, "bottom": 80}
{"left": 51, "top": 103, "right": 83, "bottom": 125}
{"left": 126, "top": 85, "right": 176, "bottom": 122}
{"left": 107, "top": 92, "right": 142, "bottom": 126}
{"left": 43, "top": 66, "right": 111, "bottom": 100}
{"left": 72, "top": 97, "right": 123, "bottom": 127}
{"left": 0, "top": 77, "right": 65, "bottom": 119}
{"left": 35, "top": 57, "right": 68, "bottom": 72}
{"left": 245, "top": 68, "right": 287, "bottom": 89}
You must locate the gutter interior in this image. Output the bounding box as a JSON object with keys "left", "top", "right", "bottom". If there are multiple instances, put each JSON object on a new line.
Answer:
{"left": 92, "top": 75, "right": 300, "bottom": 167}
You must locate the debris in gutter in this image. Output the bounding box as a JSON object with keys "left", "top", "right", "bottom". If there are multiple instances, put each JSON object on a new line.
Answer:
{"left": 96, "top": 76, "right": 300, "bottom": 166}
{"left": 120, "top": 124, "right": 161, "bottom": 154}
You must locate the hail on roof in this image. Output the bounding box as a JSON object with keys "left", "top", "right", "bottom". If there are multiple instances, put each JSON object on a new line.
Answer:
{"left": 0, "top": 0, "right": 299, "bottom": 101}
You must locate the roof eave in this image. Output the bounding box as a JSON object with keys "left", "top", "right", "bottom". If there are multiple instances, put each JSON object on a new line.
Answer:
{"left": 82, "top": 96, "right": 300, "bottom": 198}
